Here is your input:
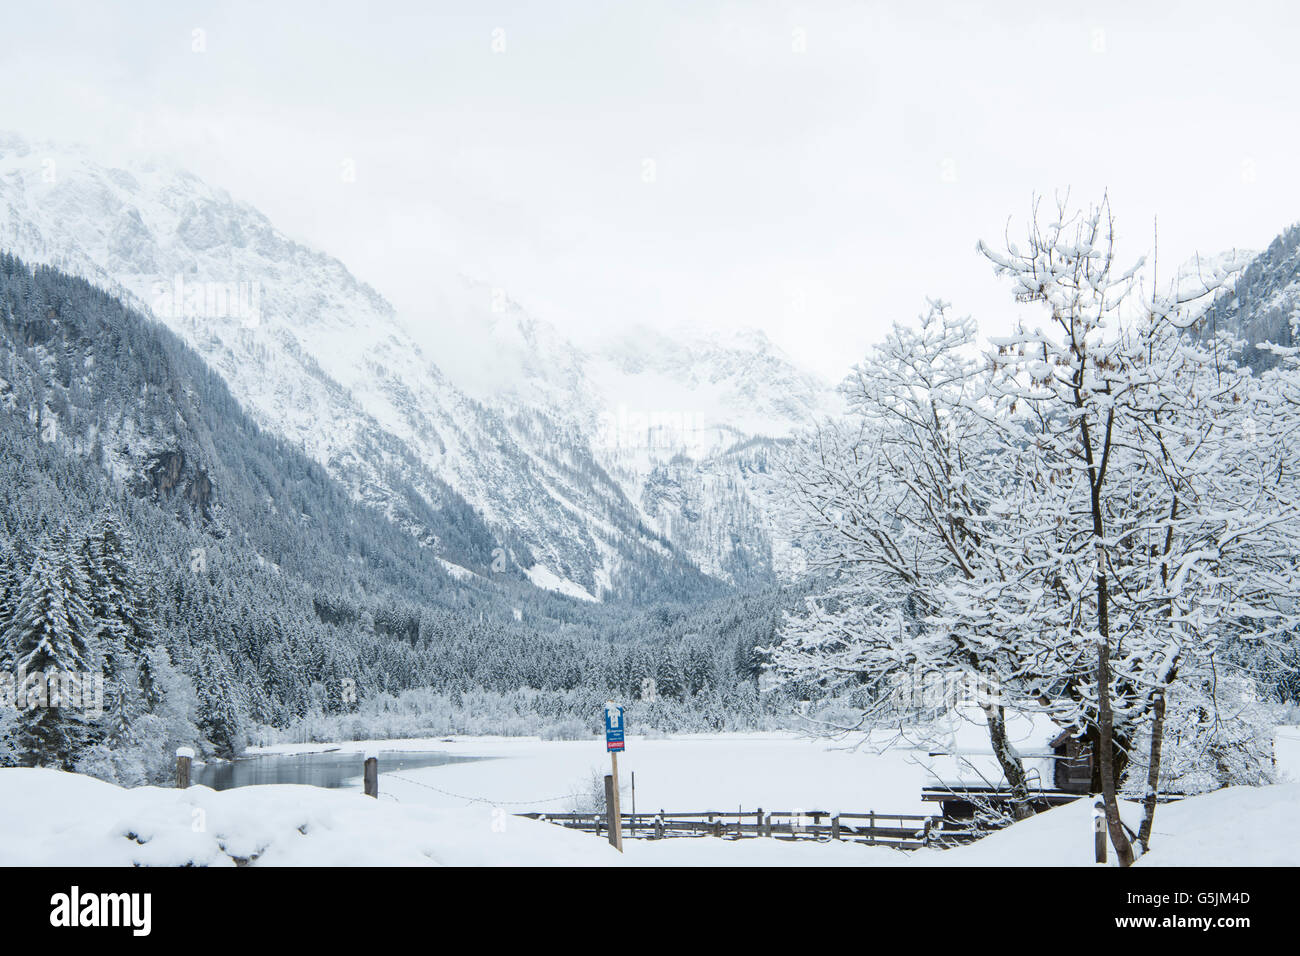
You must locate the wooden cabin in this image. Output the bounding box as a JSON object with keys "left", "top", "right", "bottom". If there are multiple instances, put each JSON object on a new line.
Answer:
{"left": 1049, "top": 729, "right": 1093, "bottom": 793}
{"left": 918, "top": 712, "right": 1098, "bottom": 823}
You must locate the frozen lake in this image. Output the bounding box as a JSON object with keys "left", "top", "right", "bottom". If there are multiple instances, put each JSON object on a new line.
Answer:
{"left": 243, "top": 722, "right": 1300, "bottom": 814}
{"left": 193, "top": 749, "right": 483, "bottom": 791}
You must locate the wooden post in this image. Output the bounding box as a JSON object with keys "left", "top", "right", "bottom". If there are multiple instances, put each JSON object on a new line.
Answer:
{"left": 609, "top": 751, "right": 623, "bottom": 852}
{"left": 832, "top": 815, "right": 841, "bottom": 841}
{"left": 604, "top": 773, "right": 622, "bottom": 851}
{"left": 175, "top": 746, "right": 193, "bottom": 789}
{"left": 756, "top": 808, "right": 763, "bottom": 838}
{"left": 1094, "top": 799, "right": 1107, "bottom": 863}
{"left": 868, "top": 811, "right": 876, "bottom": 846}
{"left": 923, "top": 818, "right": 932, "bottom": 846}
{"left": 363, "top": 754, "right": 378, "bottom": 799}
{"left": 654, "top": 811, "right": 664, "bottom": 840}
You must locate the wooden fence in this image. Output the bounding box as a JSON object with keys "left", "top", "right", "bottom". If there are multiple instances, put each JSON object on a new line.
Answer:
{"left": 516, "top": 808, "right": 983, "bottom": 849}
{"left": 921, "top": 785, "right": 1183, "bottom": 824}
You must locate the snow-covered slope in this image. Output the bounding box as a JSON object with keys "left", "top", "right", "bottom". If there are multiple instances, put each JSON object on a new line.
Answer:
{"left": 405, "top": 286, "right": 838, "bottom": 584}
{"left": 402, "top": 282, "right": 833, "bottom": 445}
{"left": 0, "top": 133, "right": 837, "bottom": 592}
{"left": 588, "top": 322, "right": 832, "bottom": 445}
{"left": 0, "top": 133, "right": 729, "bottom": 601}
{"left": 584, "top": 323, "right": 837, "bottom": 582}
{"left": 1195, "top": 226, "right": 1300, "bottom": 372}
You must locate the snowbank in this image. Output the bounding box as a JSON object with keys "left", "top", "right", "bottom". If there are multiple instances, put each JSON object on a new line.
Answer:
{"left": 1, "top": 767, "right": 1294, "bottom": 866}
{"left": 908, "top": 784, "right": 1300, "bottom": 867}
{"left": 0, "top": 769, "right": 619, "bottom": 867}
{"left": 1132, "top": 784, "right": 1300, "bottom": 867}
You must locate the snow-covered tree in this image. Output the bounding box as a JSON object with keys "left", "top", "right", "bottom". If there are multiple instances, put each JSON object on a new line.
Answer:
{"left": 0, "top": 537, "right": 22, "bottom": 640}
{"left": 196, "top": 646, "right": 248, "bottom": 757}
{"left": 978, "top": 193, "right": 1300, "bottom": 862}
{"left": 1125, "top": 669, "right": 1276, "bottom": 797}
{"left": 75, "top": 644, "right": 201, "bottom": 786}
{"left": 771, "top": 194, "right": 1300, "bottom": 863}
{"left": 79, "top": 511, "right": 154, "bottom": 657}
{"left": 0, "top": 532, "right": 100, "bottom": 767}
{"left": 768, "top": 301, "right": 1046, "bottom": 817}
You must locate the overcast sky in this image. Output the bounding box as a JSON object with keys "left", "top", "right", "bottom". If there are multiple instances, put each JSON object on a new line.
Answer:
{"left": 4, "top": 1, "right": 1298, "bottom": 380}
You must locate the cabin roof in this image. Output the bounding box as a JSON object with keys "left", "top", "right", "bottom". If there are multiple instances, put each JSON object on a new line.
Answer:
{"left": 1049, "top": 728, "right": 1085, "bottom": 749}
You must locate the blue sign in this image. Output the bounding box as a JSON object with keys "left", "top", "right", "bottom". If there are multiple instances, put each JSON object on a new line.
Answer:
{"left": 604, "top": 703, "right": 625, "bottom": 752}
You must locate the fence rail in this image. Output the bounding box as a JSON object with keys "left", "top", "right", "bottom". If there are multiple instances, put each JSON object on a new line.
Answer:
{"left": 516, "top": 808, "right": 984, "bottom": 849}
{"left": 920, "top": 785, "right": 1185, "bottom": 815}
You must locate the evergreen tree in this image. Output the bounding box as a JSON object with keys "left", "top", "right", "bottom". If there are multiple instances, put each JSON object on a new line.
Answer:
{"left": 78, "top": 512, "right": 164, "bottom": 721}
{"left": 0, "top": 538, "right": 24, "bottom": 664}
{"left": 79, "top": 511, "right": 152, "bottom": 658}
{"left": 0, "top": 535, "right": 99, "bottom": 767}
{"left": 136, "top": 643, "right": 164, "bottom": 713}
{"left": 195, "top": 647, "right": 247, "bottom": 757}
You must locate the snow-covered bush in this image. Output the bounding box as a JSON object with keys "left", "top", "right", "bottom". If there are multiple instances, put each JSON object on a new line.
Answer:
{"left": 540, "top": 719, "right": 591, "bottom": 741}
{"left": 568, "top": 767, "right": 632, "bottom": 815}
{"left": 1125, "top": 673, "right": 1276, "bottom": 796}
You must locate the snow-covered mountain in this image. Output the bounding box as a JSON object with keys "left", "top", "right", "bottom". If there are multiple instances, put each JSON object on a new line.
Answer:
{"left": 0, "top": 134, "right": 833, "bottom": 595}
{"left": 580, "top": 323, "right": 835, "bottom": 583}
{"left": 401, "top": 281, "right": 837, "bottom": 583}
{"left": 1194, "top": 226, "right": 1300, "bottom": 372}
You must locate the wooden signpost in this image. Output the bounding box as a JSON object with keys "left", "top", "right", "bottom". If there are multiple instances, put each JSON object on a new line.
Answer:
{"left": 604, "top": 702, "right": 625, "bottom": 852}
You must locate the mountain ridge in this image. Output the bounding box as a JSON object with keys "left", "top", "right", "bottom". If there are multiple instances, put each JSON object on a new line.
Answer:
{"left": 0, "top": 133, "right": 832, "bottom": 592}
{"left": 0, "top": 134, "right": 739, "bottom": 600}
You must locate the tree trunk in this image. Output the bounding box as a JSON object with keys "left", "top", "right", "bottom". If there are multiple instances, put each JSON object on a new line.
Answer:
{"left": 1136, "top": 678, "right": 1172, "bottom": 854}
{"left": 1138, "top": 499, "right": 1180, "bottom": 857}
{"left": 1086, "top": 721, "right": 1131, "bottom": 793}
{"left": 983, "top": 702, "right": 1033, "bottom": 821}
{"left": 1095, "top": 575, "right": 1135, "bottom": 866}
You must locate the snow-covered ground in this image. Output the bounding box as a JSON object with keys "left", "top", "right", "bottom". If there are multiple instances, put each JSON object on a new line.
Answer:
{"left": 2, "top": 765, "right": 1296, "bottom": 867}
{"left": 246, "top": 710, "right": 1071, "bottom": 816}
{"left": 1276, "top": 725, "right": 1300, "bottom": 782}
{"left": 252, "top": 733, "right": 932, "bottom": 815}
{"left": 3, "top": 726, "right": 1296, "bottom": 866}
